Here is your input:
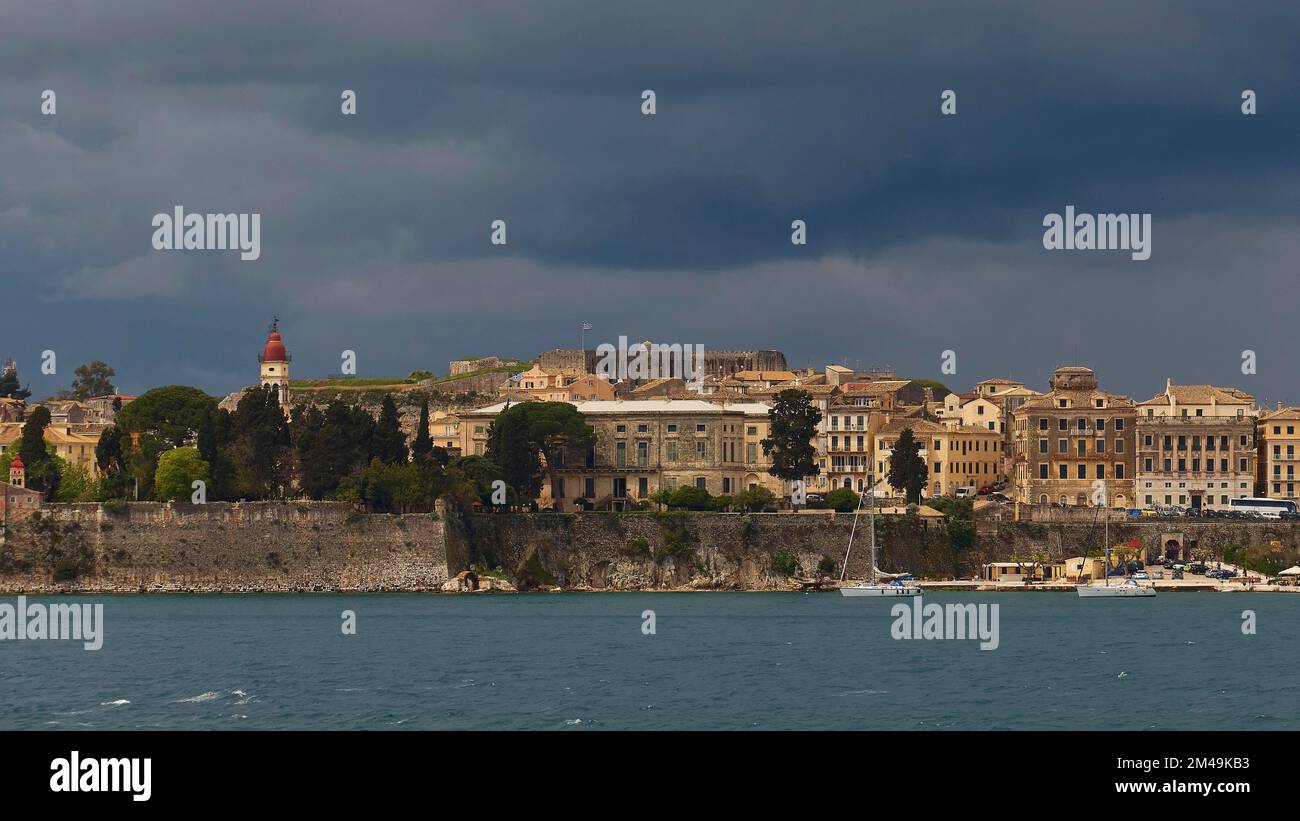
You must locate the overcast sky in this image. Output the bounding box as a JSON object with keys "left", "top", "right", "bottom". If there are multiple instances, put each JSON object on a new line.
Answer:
{"left": 3, "top": 1, "right": 1299, "bottom": 405}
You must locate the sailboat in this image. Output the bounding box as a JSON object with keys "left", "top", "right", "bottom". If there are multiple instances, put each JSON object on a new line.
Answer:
{"left": 1076, "top": 507, "right": 1155, "bottom": 598}
{"left": 839, "top": 486, "right": 920, "bottom": 597}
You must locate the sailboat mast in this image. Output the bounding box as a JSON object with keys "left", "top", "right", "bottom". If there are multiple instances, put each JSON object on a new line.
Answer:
{"left": 869, "top": 487, "right": 877, "bottom": 585}
{"left": 1104, "top": 511, "right": 1109, "bottom": 587}
{"left": 839, "top": 488, "right": 864, "bottom": 582}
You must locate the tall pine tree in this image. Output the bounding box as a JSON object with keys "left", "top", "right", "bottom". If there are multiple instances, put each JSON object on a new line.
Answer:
{"left": 411, "top": 397, "right": 433, "bottom": 463}
{"left": 885, "top": 427, "right": 929, "bottom": 505}
{"left": 373, "top": 395, "right": 408, "bottom": 465}
{"left": 18, "top": 406, "right": 59, "bottom": 497}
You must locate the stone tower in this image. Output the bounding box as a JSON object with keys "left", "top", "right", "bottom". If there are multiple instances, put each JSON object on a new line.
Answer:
{"left": 258, "top": 317, "right": 291, "bottom": 407}
{"left": 9, "top": 452, "right": 24, "bottom": 488}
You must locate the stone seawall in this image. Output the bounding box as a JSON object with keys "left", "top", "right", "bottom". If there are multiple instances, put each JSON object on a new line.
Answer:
{"left": 461, "top": 513, "right": 1300, "bottom": 590}
{"left": 461, "top": 512, "right": 990, "bottom": 590}
{"left": 980, "top": 517, "right": 1300, "bottom": 560}
{"left": 1, "top": 505, "right": 1295, "bottom": 593}
{"left": 0, "top": 502, "right": 451, "bottom": 593}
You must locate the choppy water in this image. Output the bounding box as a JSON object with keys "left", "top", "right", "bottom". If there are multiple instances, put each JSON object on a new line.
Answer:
{"left": 1, "top": 592, "right": 1294, "bottom": 730}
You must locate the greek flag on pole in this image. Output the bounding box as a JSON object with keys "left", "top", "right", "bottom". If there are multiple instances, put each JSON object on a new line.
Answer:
{"left": 581, "top": 323, "right": 593, "bottom": 330}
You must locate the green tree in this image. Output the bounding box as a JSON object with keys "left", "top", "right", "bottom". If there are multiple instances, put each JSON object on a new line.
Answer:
{"left": 522, "top": 402, "right": 595, "bottom": 510}
{"left": 153, "top": 448, "right": 210, "bottom": 502}
{"left": 668, "top": 484, "right": 713, "bottom": 510}
{"left": 771, "top": 550, "right": 800, "bottom": 577}
{"left": 410, "top": 397, "right": 433, "bottom": 463}
{"left": 196, "top": 406, "right": 236, "bottom": 500}
{"left": 373, "top": 395, "right": 408, "bottom": 464}
{"left": 886, "top": 427, "right": 929, "bottom": 504}
{"left": 64, "top": 361, "right": 116, "bottom": 399}
{"left": 0, "top": 358, "right": 31, "bottom": 400}
{"left": 127, "top": 432, "right": 168, "bottom": 500}
{"left": 439, "top": 463, "right": 485, "bottom": 510}
{"left": 734, "top": 485, "right": 776, "bottom": 512}
{"left": 928, "top": 496, "right": 976, "bottom": 551}
{"left": 116, "top": 385, "right": 217, "bottom": 448}
{"left": 485, "top": 402, "right": 594, "bottom": 509}
{"left": 447, "top": 455, "right": 501, "bottom": 505}
{"left": 18, "top": 406, "right": 60, "bottom": 497}
{"left": 826, "top": 486, "right": 860, "bottom": 513}
{"left": 363, "top": 459, "right": 431, "bottom": 513}
{"left": 486, "top": 403, "right": 543, "bottom": 505}
{"left": 761, "top": 389, "right": 821, "bottom": 491}
{"left": 95, "top": 425, "right": 129, "bottom": 475}
{"left": 295, "top": 400, "right": 375, "bottom": 499}
{"left": 54, "top": 461, "right": 97, "bottom": 502}
{"left": 228, "top": 385, "right": 291, "bottom": 499}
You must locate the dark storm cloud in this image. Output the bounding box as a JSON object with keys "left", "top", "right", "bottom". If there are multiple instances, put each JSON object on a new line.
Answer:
{"left": 2, "top": 1, "right": 1300, "bottom": 401}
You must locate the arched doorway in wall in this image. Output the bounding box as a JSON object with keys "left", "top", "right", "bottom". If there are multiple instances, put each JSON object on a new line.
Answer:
{"left": 1164, "top": 537, "right": 1182, "bottom": 560}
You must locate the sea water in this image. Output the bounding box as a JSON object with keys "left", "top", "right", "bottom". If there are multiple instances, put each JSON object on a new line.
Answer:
{"left": 1, "top": 592, "right": 1292, "bottom": 730}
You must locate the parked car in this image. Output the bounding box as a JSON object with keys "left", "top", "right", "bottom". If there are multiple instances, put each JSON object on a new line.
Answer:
{"left": 1133, "top": 571, "right": 1150, "bottom": 580}
{"left": 990, "top": 492, "right": 1010, "bottom": 503}
{"left": 977, "top": 485, "right": 995, "bottom": 495}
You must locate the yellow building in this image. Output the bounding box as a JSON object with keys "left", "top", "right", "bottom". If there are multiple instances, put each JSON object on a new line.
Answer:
{"left": 0, "top": 423, "right": 101, "bottom": 473}
{"left": 823, "top": 403, "right": 880, "bottom": 492}
{"left": 749, "top": 382, "right": 841, "bottom": 491}
{"left": 937, "top": 392, "right": 1002, "bottom": 433}
{"left": 499, "top": 365, "right": 615, "bottom": 401}
{"left": 1256, "top": 406, "right": 1300, "bottom": 501}
{"left": 428, "top": 411, "right": 461, "bottom": 454}
{"left": 545, "top": 374, "right": 616, "bottom": 401}
{"left": 972, "top": 379, "right": 1043, "bottom": 477}
{"left": 457, "top": 399, "right": 784, "bottom": 510}
{"left": 872, "top": 417, "right": 1001, "bottom": 498}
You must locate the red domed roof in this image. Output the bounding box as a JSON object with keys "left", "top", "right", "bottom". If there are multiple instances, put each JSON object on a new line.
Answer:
{"left": 9, "top": 453, "right": 23, "bottom": 469}
{"left": 262, "top": 330, "right": 287, "bottom": 362}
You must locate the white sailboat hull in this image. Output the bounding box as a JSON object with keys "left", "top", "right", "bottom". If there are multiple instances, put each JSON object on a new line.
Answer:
{"left": 838, "top": 490, "right": 918, "bottom": 598}
{"left": 840, "top": 584, "right": 921, "bottom": 597}
{"left": 1076, "top": 583, "right": 1156, "bottom": 598}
